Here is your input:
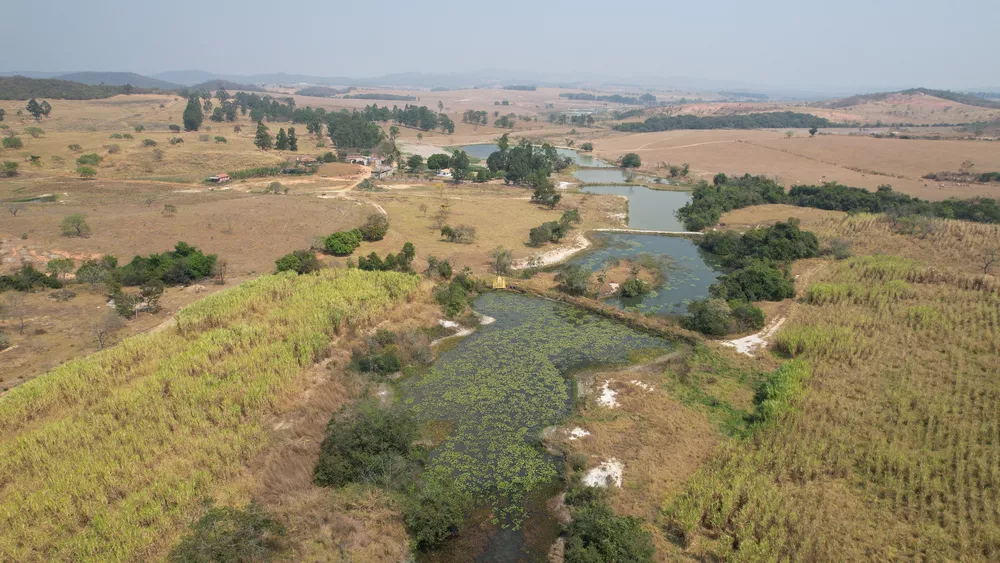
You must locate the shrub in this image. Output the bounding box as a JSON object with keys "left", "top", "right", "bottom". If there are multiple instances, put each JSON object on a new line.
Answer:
{"left": 0, "top": 331, "right": 8, "bottom": 351}
{"left": 274, "top": 249, "right": 322, "bottom": 274}
{"left": 321, "top": 151, "right": 336, "bottom": 163}
{"left": 682, "top": 298, "right": 733, "bottom": 336}
{"left": 168, "top": 124, "right": 181, "bottom": 133}
{"left": 360, "top": 213, "right": 390, "bottom": 241}
{"left": 214, "top": 136, "right": 226, "bottom": 143}
{"left": 323, "top": 229, "right": 362, "bottom": 256}
{"left": 123, "top": 133, "right": 134, "bottom": 140}
{"left": 76, "top": 153, "right": 103, "bottom": 166}
{"left": 620, "top": 152, "right": 641, "bottom": 168}
{"left": 167, "top": 503, "right": 286, "bottom": 563}
{"left": 580, "top": 142, "right": 594, "bottom": 151}
{"left": 555, "top": 264, "right": 591, "bottom": 296}
{"left": 199, "top": 134, "right": 210, "bottom": 142}
{"left": 529, "top": 223, "right": 553, "bottom": 247}
{"left": 753, "top": 360, "right": 811, "bottom": 423}
{"left": 67, "top": 143, "right": 82, "bottom": 152}
{"left": 403, "top": 477, "right": 471, "bottom": 552}
{"left": 824, "top": 238, "right": 852, "bottom": 260}
{"left": 313, "top": 400, "right": 419, "bottom": 488}
{"left": 105, "top": 144, "right": 120, "bottom": 154}
{"left": 2, "top": 137, "right": 23, "bottom": 149}
{"left": 109, "top": 133, "right": 123, "bottom": 139}
{"left": 440, "top": 224, "right": 476, "bottom": 244}
{"left": 264, "top": 181, "right": 284, "bottom": 194}
{"left": 141, "top": 139, "right": 157, "bottom": 147}
{"left": 711, "top": 259, "right": 794, "bottom": 302}
{"left": 169, "top": 137, "right": 184, "bottom": 145}
{"left": 134, "top": 125, "right": 144, "bottom": 132}
{"left": 426, "top": 256, "right": 453, "bottom": 279}
{"left": 729, "top": 300, "right": 765, "bottom": 331}
{"left": 435, "top": 278, "right": 471, "bottom": 316}
{"left": 76, "top": 166, "right": 97, "bottom": 179}
{"left": 565, "top": 501, "right": 655, "bottom": 562}
{"left": 561, "top": 208, "right": 581, "bottom": 224}
{"left": 0, "top": 264, "right": 62, "bottom": 292}
{"left": 619, "top": 277, "right": 649, "bottom": 298}
{"left": 2, "top": 161, "right": 18, "bottom": 177}
{"left": 24, "top": 126, "right": 44, "bottom": 138}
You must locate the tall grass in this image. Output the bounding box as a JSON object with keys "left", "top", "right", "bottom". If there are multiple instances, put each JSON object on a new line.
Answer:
{"left": 0, "top": 269, "right": 420, "bottom": 561}
{"left": 663, "top": 252, "right": 1000, "bottom": 560}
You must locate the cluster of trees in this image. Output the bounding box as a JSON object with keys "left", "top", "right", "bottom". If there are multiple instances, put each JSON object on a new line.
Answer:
{"left": 356, "top": 242, "right": 416, "bottom": 273}
{"left": 683, "top": 220, "right": 819, "bottom": 335}
{"left": 325, "top": 110, "right": 384, "bottom": 149}
{"left": 529, "top": 209, "right": 580, "bottom": 246}
{"left": 562, "top": 479, "right": 656, "bottom": 561}
{"left": 25, "top": 98, "right": 52, "bottom": 120}
{"left": 678, "top": 174, "right": 1000, "bottom": 231}
{"left": 313, "top": 398, "right": 468, "bottom": 552}
{"left": 486, "top": 134, "right": 571, "bottom": 187}
{"left": 504, "top": 85, "right": 536, "bottom": 91}
{"left": 462, "top": 110, "right": 489, "bottom": 125}
{"left": 343, "top": 93, "right": 416, "bottom": 101}
{"left": 440, "top": 224, "right": 477, "bottom": 244}
{"left": 293, "top": 85, "right": 353, "bottom": 97}
{"left": 559, "top": 92, "right": 656, "bottom": 105}
{"left": 494, "top": 115, "right": 515, "bottom": 128}
{"left": 548, "top": 113, "right": 595, "bottom": 127}
{"left": 615, "top": 111, "right": 832, "bottom": 133}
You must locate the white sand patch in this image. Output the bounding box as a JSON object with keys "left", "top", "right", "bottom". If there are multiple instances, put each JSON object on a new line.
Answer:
{"left": 438, "top": 319, "right": 460, "bottom": 329}
{"left": 568, "top": 427, "right": 591, "bottom": 440}
{"left": 608, "top": 282, "right": 620, "bottom": 291}
{"left": 630, "top": 380, "right": 653, "bottom": 392}
{"left": 723, "top": 317, "right": 786, "bottom": 357}
{"left": 431, "top": 320, "right": 474, "bottom": 346}
{"left": 512, "top": 232, "right": 591, "bottom": 269}
{"left": 596, "top": 380, "right": 618, "bottom": 408}
{"left": 583, "top": 458, "right": 624, "bottom": 488}
{"left": 475, "top": 312, "right": 496, "bottom": 325}
{"left": 557, "top": 181, "right": 575, "bottom": 190}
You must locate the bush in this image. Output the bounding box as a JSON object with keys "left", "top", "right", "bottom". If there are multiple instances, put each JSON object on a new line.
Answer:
{"left": 123, "top": 133, "right": 134, "bottom": 140}
{"left": 109, "top": 133, "right": 123, "bottom": 139}
{"left": 435, "top": 278, "right": 471, "bottom": 316}
{"left": 529, "top": 223, "right": 553, "bottom": 247}
{"left": 105, "top": 144, "right": 120, "bottom": 154}
{"left": 169, "top": 137, "right": 184, "bottom": 145}
{"left": 619, "top": 277, "right": 649, "bottom": 298}
{"left": 729, "top": 300, "right": 765, "bottom": 331}
{"left": 555, "top": 264, "right": 591, "bottom": 296}
{"left": 580, "top": 142, "right": 594, "bottom": 151}
{"left": 321, "top": 151, "right": 336, "bottom": 163}
{"left": 2, "top": 161, "right": 18, "bottom": 177}
{"left": 620, "top": 152, "right": 641, "bottom": 168}
{"left": 76, "top": 165, "right": 96, "bottom": 179}
{"left": 440, "top": 224, "right": 476, "bottom": 244}
{"left": 168, "top": 124, "right": 181, "bottom": 133}
{"left": 264, "top": 181, "right": 284, "bottom": 194}
{"left": 0, "top": 331, "right": 8, "bottom": 351}
{"left": 682, "top": 298, "right": 733, "bottom": 336}
{"left": 711, "top": 259, "right": 794, "bottom": 302}
{"left": 824, "top": 238, "right": 852, "bottom": 260}
{"left": 60, "top": 214, "right": 91, "bottom": 237}
{"left": 2, "top": 137, "right": 23, "bottom": 149}
{"left": 313, "top": 400, "right": 419, "bottom": 488}
{"left": 274, "top": 249, "right": 322, "bottom": 274}
{"left": 360, "top": 213, "right": 390, "bottom": 242}
{"left": 0, "top": 264, "right": 62, "bottom": 292}
{"left": 426, "top": 256, "right": 453, "bottom": 279}
{"left": 76, "top": 153, "right": 103, "bottom": 166}
{"left": 214, "top": 136, "right": 226, "bottom": 143}
{"left": 114, "top": 242, "right": 217, "bottom": 286}
{"left": 168, "top": 503, "right": 286, "bottom": 563}
{"left": 565, "top": 501, "right": 655, "bottom": 562}
{"left": 141, "top": 139, "right": 157, "bottom": 147}
{"left": 67, "top": 143, "right": 82, "bottom": 152}
{"left": 403, "top": 477, "right": 471, "bottom": 552}
{"left": 323, "top": 229, "right": 362, "bottom": 256}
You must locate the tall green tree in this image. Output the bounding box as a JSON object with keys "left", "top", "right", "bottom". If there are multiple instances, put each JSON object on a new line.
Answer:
{"left": 275, "top": 128, "right": 289, "bottom": 150}
{"left": 182, "top": 96, "right": 204, "bottom": 131}
{"left": 216, "top": 87, "right": 229, "bottom": 103}
{"left": 287, "top": 127, "right": 298, "bottom": 151}
{"left": 254, "top": 121, "right": 273, "bottom": 150}
{"left": 26, "top": 99, "right": 43, "bottom": 120}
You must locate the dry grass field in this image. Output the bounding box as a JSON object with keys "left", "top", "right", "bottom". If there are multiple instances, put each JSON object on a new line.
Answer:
{"left": 588, "top": 129, "right": 1000, "bottom": 200}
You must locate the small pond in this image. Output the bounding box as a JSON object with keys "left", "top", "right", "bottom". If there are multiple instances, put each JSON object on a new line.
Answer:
{"left": 581, "top": 185, "right": 692, "bottom": 232}
{"left": 565, "top": 233, "right": 724, "bottom": 316}
{"left": 405, "top": 292, "right": 671, "bottom": 561}
{"left": 573, "top": 168, "right": 630, "bottom": 184}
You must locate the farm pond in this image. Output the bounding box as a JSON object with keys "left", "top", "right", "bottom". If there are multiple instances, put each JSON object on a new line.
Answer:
{"left": 403, "top": 292, "right": 672, "bottom": 561}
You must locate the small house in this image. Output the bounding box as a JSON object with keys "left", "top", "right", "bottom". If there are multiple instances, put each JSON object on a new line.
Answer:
{"left": 371, "top": 165, "right": 394, "bottom": 180}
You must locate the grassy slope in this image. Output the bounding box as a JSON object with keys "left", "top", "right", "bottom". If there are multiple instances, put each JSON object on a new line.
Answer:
{"left": 660, "top": 215, "right": 1000, "bottom": 560}
{"left": 0, "top": 269, "right": 421, "bottom": 561}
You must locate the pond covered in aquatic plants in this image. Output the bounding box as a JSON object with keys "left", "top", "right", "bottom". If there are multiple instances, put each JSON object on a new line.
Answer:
{"left": 404, "top": 292, "right": 671, "bottom": 559}
{"left": 581, "top": 185, "right": 692, "bottom": 232}
{"left": 565, "top": 232, "right": 725, "bottom": 316}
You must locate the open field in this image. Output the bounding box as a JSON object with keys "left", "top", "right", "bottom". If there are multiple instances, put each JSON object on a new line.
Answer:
{"left": 585, "top": 129, "right": 1000, "bottom": 200}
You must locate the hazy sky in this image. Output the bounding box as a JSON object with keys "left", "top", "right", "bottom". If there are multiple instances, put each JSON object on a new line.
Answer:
{"left": 3, "top": 0, "right": 998, "bottom": 91}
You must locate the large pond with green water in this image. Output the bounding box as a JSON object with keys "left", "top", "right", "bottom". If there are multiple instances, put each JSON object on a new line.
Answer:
{"left": 566, "top": 233, "right": 724, "bottom": 316}
{"left": 404, "top": 292, "right": 671, "bottom": 561}
{"left": 581, "top": 185, "right": 692, "bottom": 232}
{"left": 459, "top": 144, "right": 613, "bottom": 167}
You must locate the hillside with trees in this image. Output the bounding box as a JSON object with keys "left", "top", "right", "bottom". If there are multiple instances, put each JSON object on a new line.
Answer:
{"left": 52, "top": 72, "right": 181, "bottom": 89}
{"left": 0, "top": 76, "right": 145, "bottom": 100}
{"left": 615, "top": 111, "right": 832, "bottom": 132}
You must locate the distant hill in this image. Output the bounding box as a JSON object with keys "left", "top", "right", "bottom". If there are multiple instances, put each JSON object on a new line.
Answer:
{"left": 190, "top": 79, "right": 264, "bottom": 92}
{"left": 294, "top": 85, "right": 354, "bottom": 97}
{"left": 151, "top": 70, "right": 220, "bottom": 86}
{"left": 54, "top": 71, "right": 181, "bottom": 89}
{"left": 0, "top": 76, "right": 132, "bottom": 100}
{"left": 821, "top": 88, "right": 1000, "bottom": 110}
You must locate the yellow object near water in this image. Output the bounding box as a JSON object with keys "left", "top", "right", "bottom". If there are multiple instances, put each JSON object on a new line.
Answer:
{"left": 492, "top": 276, "right": 507, "bottom": 289}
